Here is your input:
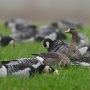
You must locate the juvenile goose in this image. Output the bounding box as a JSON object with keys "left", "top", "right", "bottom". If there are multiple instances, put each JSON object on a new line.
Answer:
{"left": 0, "top": 63, "right": 59, "bottom": 78}
{"left": 32, "top": 52, "right": 71, "bottom": 67}
{"left": 61, "top": 28, "right": 81, "bottom": 59}
{"left": 0, "top": 34, "right": 15, "bottom": 47}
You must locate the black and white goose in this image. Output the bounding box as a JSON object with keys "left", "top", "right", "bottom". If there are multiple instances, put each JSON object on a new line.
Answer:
{"left": 9, "top": 25, "right": 37, "bottom": 42}
{"left": 35, "top": 23, "right": 67, "bottom": 41}
{"left": 0, "top": 57, "right": 59, "bottom": 77}
{"left": 0, "top": 34, "right": 15, "bottom": 47}
{"left": 5, "top": 18, "right": 28, "bottom": 34}
{"left": 0, "top": 63, "right": 59, "bottom": 78}
{"left": 76, "top": 33, "right": 89, "bottom": 45}
{"left": 43, "top": 38, "right": 90, "bottom": 55}
{"left": 57, "top": 19, "right": 83, "bottom": 30}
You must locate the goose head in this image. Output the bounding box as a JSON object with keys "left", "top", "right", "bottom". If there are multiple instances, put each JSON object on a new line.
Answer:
{"left": 65, "top": 28, "right": 78, "bottom": 35}
{"left": 43, "top": 38, "right": 53, "bottom": 50}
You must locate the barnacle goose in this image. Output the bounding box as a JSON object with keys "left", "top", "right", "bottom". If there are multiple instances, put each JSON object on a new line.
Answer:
{"left": 43, "top": 38, "right": 90, "bottom": 55}
{"left": 0, "top": 57, "right": 59, "bottom": 77}
{"left": 5, "top": 18, "right": 28, "bottom": 34}
{"left": 35, "top": 23, "right": 67, "bottom": 41}
{"left": 0, "top": 34, "right": 15, "bottom": 47}
{"left": 0, "top": 63, "right": 59, "bottom": 78}
{"left": 57, "top": 19, "right": 83, "bottom": 30}
{"left": 9, "top": 25, "right": 37, "bottom": 42}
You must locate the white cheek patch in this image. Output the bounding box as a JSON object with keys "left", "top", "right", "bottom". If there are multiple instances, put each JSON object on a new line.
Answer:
{"left": 44, "top": 66, "right": 51, "bottom": 73}
{"left": 46, "top": 42, "right": 50, "bottom": 49}
{"left": 0, "top": 37, "right": 2, "bottom": 41}
{"left": 54, "top": 70, "right": 59, "bottom": 75}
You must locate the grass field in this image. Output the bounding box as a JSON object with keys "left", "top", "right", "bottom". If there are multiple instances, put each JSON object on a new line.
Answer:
{"left": 0, "top": 22, "right": 90, "bottom": 90}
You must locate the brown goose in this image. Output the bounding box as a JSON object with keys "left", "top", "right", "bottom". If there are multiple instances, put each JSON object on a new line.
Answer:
{"left": 61, "top": 28, "right": 81, "bottom": 59}
{"left": 32, "top": 52, "right": 71, "bottom": 67}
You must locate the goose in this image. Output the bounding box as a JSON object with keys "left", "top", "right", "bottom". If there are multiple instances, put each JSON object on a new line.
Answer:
{"left": 5, "top": 18, "right": 28, "bottom": 34}
{"left": 57, "top": 19, "right": 83, "bottom": 30}
{"left": 32, "top": 52, "right": 71, "bottom": 67}
{"left": 76, "top": 33, "right": 89, "bottom": 45}
{"left": 73, "top": 54, "right": 90, "bottom": 67}
{"left": 0, "top": 34, "right": 15, "bottom": 47}
{"left": 9, "top": 25, "right": 37, "bottom": 42}
{"left": 0, "top": 63, "right": 59, "bottom": 78}
{"left": 35, "top": 23, "right": 67, "bottom": 41}
{"left": 43, "top": 35, "right": 90, "bottom": 56}
{"left": 61, "top": 28, "right": 82, "bottom": 59}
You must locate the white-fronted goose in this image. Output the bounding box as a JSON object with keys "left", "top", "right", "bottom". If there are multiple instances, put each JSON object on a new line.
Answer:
{"left": 61, "top": 28, "right": 81, "bottom": 59}
{"left": 32, "top": 52, "right": 71, "bottom": 67}
{"left": 0, "top": 34, "right": 15, "bottom": 47}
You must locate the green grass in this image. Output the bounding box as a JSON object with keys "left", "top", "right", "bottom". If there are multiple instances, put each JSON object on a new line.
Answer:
{"left": 0, "top": 22, "right": 90, "bottom": 90}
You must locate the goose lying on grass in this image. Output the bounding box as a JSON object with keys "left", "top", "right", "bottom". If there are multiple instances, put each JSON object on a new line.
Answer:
{"left": 32, "top": 52, "right": 71, "bottom": 67}
{"left": 0, "top": 34, "right": 15, "bottom": 47}
{"left": 0, "top": 63, "right": 59, "bottom": 78}
{"left": 0, "top": 56, "right": 59, "bottom": 78}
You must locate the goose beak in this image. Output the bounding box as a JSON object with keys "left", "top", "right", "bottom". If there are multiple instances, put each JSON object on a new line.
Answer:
{"left": 65, "top": 29, "right": 70, "bottom": 33}
{"left": 9, "top": 40, "right": 15, "bottom": 47}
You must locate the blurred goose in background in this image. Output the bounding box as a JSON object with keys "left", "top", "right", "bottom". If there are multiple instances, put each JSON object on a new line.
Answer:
{"left": 76, "top": 33, "right": 89, "bottom": 45}
{"left": 32, "top": 52, "right": 71, "bottom": 67}
{"left": 9, "top": 25, "right": 37, "bottom": 42}
{"left": 0, "top": 34, "right": 15, "bottom": 47}
{"left": 57, "top": 19, "right": 83, "bottom": 30}
{"left": 5, "top": 18, "right": 28, "bottom": 34}
{"left": 35, "top": 23, "right": 67, "bottom": 41}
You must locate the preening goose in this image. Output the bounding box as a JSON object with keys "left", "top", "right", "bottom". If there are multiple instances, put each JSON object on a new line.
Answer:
{"left": 32, "top": 52, "right": 71, "bottom": 67}
{"left": 61, "top": 28, "right": 81, "bottom": 59}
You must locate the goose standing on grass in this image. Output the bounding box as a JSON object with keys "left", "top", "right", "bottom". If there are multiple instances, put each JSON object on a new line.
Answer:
{"left": 32, "top": 52, "right": 71, "bottom": 67}
{"left": 35, "top": 23, "right": 67, "bottom": 41}
{"left": 0, "top": 63, "right": 59, "bottom": 78}
{"left": 0, "top": 34, "right": 15, "bottom": 47}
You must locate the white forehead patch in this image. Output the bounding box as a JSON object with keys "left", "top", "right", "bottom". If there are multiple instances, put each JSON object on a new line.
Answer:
{"left": 46, "top": 42, "right": 50, "bottom": 49}
{"left": 67, "top": 29, "right": 70, "bottom": 32}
